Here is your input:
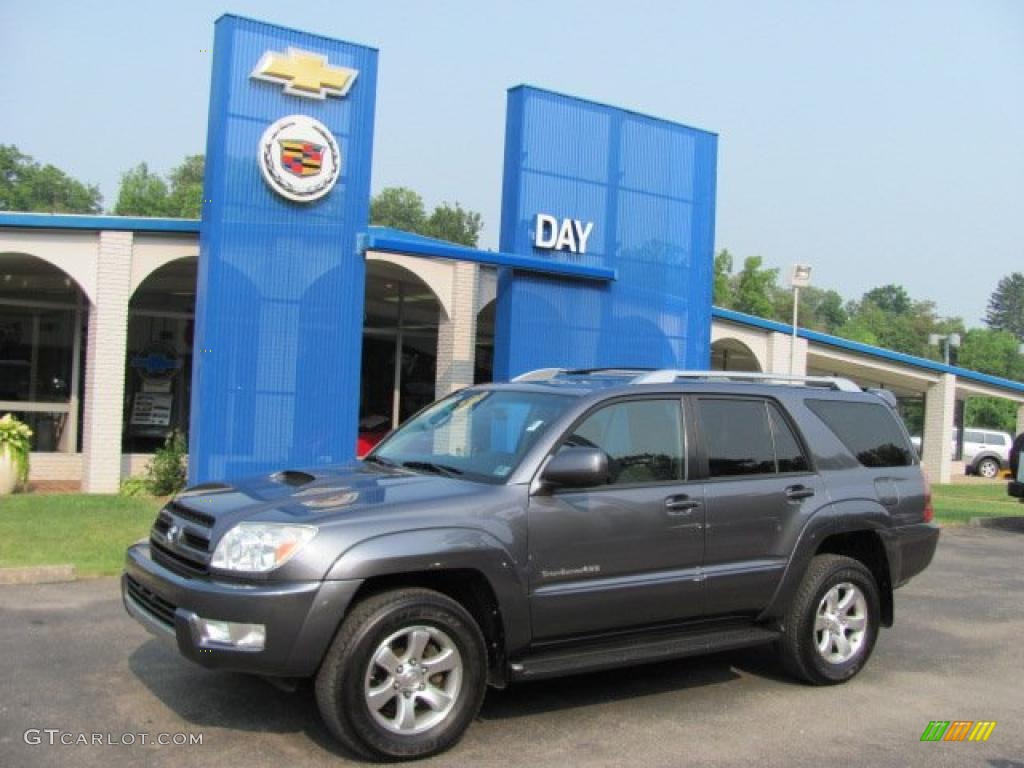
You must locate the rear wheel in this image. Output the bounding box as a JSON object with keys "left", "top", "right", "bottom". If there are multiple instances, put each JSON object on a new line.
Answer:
{"left": 777, "top": 554, "right": 880, "bottom": 685}
{"left": 976, "top": 457, "right": 1001, "bottom": 479}
{"left": 315, "top": 588, "right": 488, "bottom": 760}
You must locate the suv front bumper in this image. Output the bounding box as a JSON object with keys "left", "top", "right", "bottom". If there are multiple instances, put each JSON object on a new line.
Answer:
{"left": 123, "top": 542, "right": 362, "bottom": 677}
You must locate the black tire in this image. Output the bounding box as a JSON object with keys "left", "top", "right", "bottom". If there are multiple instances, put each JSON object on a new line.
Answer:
{"left": 975, "top": 457, "right": 1001, "bottom": 479}
{"left": 314, "top": 588, "right": 487, "bottom": 761}
{"left": 777, "top": 554, "right": 880, "bottom": 685}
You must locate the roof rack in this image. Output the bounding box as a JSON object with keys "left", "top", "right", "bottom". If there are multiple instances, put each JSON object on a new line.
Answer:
{"left": 632, "top": 370, "right": 861, "bottom": 391}
{"left": 511, "top": 367, "right": 861, "bottom": 392}
{"left": 511, "top": 367, "right": 654, "bottom": 382}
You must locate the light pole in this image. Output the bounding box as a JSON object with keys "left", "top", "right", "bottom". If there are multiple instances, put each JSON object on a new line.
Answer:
{"left": 789, "top": 264, "right": 812, "bottom": 375}
{"left": 928, "top": 333, "right": 961, "bottom": 366}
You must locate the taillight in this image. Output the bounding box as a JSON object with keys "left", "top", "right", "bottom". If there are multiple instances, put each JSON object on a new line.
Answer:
{"left": 922, "top": 470, "right": 934, "bottom": 523}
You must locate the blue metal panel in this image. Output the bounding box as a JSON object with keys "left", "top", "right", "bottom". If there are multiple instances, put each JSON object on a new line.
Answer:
{"left": 364, "top": 226, "right": 616, "bottom": 281}
{"left": 494, "top": 86, "right": 718, "bottom": 380}
{"left": 190, "top": 15, "right": 377, "bottom": 483}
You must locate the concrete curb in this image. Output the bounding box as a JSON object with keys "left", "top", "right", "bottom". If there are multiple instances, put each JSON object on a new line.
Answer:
{"left": 0, "top": 564, "right": 77, "bottom": 585}
{"left": 969, "top": 516, "right": 1024, "bottom": 534}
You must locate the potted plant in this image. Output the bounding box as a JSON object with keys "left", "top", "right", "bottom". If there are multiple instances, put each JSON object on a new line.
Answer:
{"left": 0, "top": 414, "right": 33, "bottom": 495}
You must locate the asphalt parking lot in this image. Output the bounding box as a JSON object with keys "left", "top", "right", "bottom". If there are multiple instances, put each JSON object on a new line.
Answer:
{"left": 1, "top": 526, "right": 1022, "bottom": 768}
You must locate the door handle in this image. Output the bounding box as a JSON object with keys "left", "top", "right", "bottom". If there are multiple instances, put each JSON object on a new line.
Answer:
{"left": 785, "top": 485, "right": 815, "bottom": 501}
{"left": 665, "top": 495, "right": 701, "bottom": 514}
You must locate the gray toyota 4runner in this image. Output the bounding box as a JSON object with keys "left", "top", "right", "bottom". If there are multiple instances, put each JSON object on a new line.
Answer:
{"left": 123, "top": 369, "right": 939, "bottom": 760}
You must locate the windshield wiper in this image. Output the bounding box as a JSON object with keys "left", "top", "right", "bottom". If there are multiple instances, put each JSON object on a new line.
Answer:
{"left": 363, "top": 454, "right": 397, "bottom": 468}
{"left": 400, "top": 460, "right": 464, "bottom": 477}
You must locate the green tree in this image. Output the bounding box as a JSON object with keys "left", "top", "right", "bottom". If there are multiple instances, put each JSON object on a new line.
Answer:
{"left": 733, "top": 256, "right": 779, "bottom": 318}
{"left": 166, "top": 155, "right": 204, "bottom": 218}
{"left": 957, "top": 328, "right": 1024, "bottom": 380}
{"left": 371, "top": 187, "right": 485, "bottom": 247}
{"left": 425, "top": 202, "right": 483, "bottom": 247}
{"left": 370, "top": 187, "right": 426, "bottom": 232}
{"left": 863, "top": 284, "right": 911, "bottom": 315}
{"left": 114, "top": 163, "right": 172, "bottom": 216}
{"left": 712, "top": 249, "right": 734, "bottom": 307}
{"left": 0, "top": 144, "right": 102, "bottom": 213}
{"left": 984, "top": 272, "right": 1024, "bottom": 341}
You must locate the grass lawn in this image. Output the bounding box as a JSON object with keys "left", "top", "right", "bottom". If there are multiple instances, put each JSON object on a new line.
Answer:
{"left": 931, "top": 482, "right": 1023, "bottom": 524}
{"left": 0, "top": 494, "right": 164, "bottom": 576}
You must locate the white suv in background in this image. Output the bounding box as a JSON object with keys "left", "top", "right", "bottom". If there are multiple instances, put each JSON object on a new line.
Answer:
{"left": 909, "top": 428, "right": 1013, "bottom": 479}
{"left": 957, "top": 428, "right": 1012, "bottom": 478}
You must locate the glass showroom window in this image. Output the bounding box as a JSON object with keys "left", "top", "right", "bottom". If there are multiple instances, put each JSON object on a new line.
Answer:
{"left": 0, "top": 255, "right": 86, "bottom": 452}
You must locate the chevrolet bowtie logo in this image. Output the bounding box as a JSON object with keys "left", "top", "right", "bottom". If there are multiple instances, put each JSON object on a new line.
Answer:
{"left": 250, "top": 47, "right": 358, "bottom": 100}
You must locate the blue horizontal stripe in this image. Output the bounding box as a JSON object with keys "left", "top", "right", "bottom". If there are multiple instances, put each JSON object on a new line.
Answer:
{"left": 0, "top": 212, "right": 200, "bottom": 233}
{"left": 712, "top": 306, "right": 1024, "bottom": 395}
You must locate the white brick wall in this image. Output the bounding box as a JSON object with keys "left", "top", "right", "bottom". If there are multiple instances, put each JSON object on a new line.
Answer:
{"left": 1017, "top": 404, "right": 1024, "bottom": 439}
{"left": 81, "top": 231, "right": 133, "bottom": 493}
{"left": 921, "top": 373, "right": 956, "bottom": 483}
{"left": 435, "top": 262, "right": 479, "bottom": 397}
{"left": 766, "top": 331, "right": 808, "bottom": 375}
{"left": 28, "top": 452, "right": 83, "bottom": 482}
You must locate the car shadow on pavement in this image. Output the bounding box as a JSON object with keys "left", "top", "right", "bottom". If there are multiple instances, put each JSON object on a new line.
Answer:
{"left": 479, "top": 649, "right": 757, "bottom": 721}
{"left": 127, "top": 640, "right": 358, "bottom": 760}
{"left": 129, "top": 638, "right": 786, "bottom": 749}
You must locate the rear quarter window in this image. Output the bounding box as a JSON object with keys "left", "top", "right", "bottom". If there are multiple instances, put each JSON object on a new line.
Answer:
{"left": 806, "top": 399, "right": 915, "bottom": 468}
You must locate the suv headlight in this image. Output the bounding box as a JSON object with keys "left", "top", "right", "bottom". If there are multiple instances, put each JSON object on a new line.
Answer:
{"left": 210, "top": 523, "right": 317, "bottom": 573}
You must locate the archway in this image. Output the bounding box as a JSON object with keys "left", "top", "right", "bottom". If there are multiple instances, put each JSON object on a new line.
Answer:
{"left": 123, "top": 256, "right": 197, "bottom": 453}
{"left": 361, "top": 261, "right": 444, "bottom": 444}
{"left": 0, "top": 253, "right": 88, "bottom": 452}
{"left": 711, "top": 338, "right": 763, "bottom": 372}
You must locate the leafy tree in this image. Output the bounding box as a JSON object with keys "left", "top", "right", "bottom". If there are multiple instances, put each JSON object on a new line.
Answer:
{"left": 984, "top": 272, "right": 1024, "bottom": 341}
{"left": 712, "top": 249, "right": 734, "bottom": 306}
{"left": 733, "top": 256, "right": 778, "bottom": 318}
{"left": 965, "top": 398, "right": 1018, "bottom": 434}
{"left": 425, "top": 202, "right": 483, "bottom": 247}
{"left": 370, "top": 187, "right": 484, "bottom": 247}
{"left": 957, "top": 328, "right": 1024, "bottom": 380}
{"left": 863, "top": 284, "right": 911, "bottom": 315}
{"left": 114, "top": 163, "right": 172, "bottom": 216}
{"left": 0, "top": 144, "right": 102, "bottom": 213}
{"left": 812, "top": 289, "right": 847, "bottom": 332}
{"left": 167, "top": 155, "right": 204, "bottom": 218}
{"left": 370, "top": 187, "right": 426, "bottom": 232}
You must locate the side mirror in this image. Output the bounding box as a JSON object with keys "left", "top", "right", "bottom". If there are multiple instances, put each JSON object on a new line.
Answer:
{"left": 540, "top": 446, "right": 609, "bottom": 488}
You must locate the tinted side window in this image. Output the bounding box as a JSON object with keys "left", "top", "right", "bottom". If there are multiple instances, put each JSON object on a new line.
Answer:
{"left": 698, "top": 399, "right": 776, "bottom": 477}
{"left": 806, "top": 400, "right": 914, "bottom": 468}
{"left": 566, "top": 399, "right": 684, "bottom": 485}
{"left": 963, "top": 430, "right": 985, "bottom": 444}
{"left": 768, "top": 403, "right": 809, "bottom": 473}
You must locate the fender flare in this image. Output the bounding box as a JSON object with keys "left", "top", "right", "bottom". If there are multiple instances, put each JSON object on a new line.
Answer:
{"left": 759, "top": 500, "right": 894, "bottom": 626}
{"left": 325, "top": 527, "right": 531, "bottom": 654}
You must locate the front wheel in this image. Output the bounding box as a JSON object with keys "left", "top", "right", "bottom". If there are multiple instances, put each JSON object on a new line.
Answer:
{"left": 777, "top": 554, "right": 880, "bottom": 685}
{"left": 315, "top": 587, "right": 488, "bottom": 760}
{"left": 976, "top": 457, "right": 1001, "bottom": 479}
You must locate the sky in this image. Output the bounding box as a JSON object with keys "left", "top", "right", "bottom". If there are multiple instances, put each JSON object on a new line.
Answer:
{"left": 1, "top": 0, "right": 1021, "bottom": 326}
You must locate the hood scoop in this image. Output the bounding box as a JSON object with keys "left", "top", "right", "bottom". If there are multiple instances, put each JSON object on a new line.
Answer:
{"left": 271, "top": 470, "right": 317, "bottom": 487}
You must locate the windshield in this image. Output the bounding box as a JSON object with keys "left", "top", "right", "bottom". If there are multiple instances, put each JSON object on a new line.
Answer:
{"left": 368, "top": 389, "right": 574, "bottom": 483}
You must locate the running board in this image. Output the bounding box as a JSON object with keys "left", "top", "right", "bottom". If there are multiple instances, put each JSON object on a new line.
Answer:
{"left": 509, "top": 625, "right": 780, "bottom": 681}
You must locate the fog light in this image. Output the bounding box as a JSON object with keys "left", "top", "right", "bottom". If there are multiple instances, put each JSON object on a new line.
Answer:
{"left": 193, "top": 617, "right": 265, "bottom": 651}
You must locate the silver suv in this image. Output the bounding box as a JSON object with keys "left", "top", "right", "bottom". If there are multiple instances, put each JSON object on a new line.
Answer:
{"left": 957, "top": 428, "right": 1012, "bottom": 479}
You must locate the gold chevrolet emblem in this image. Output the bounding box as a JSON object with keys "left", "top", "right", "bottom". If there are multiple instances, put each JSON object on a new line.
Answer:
{"left": 250, "top": 47, "right": 358, "bottom": 100}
